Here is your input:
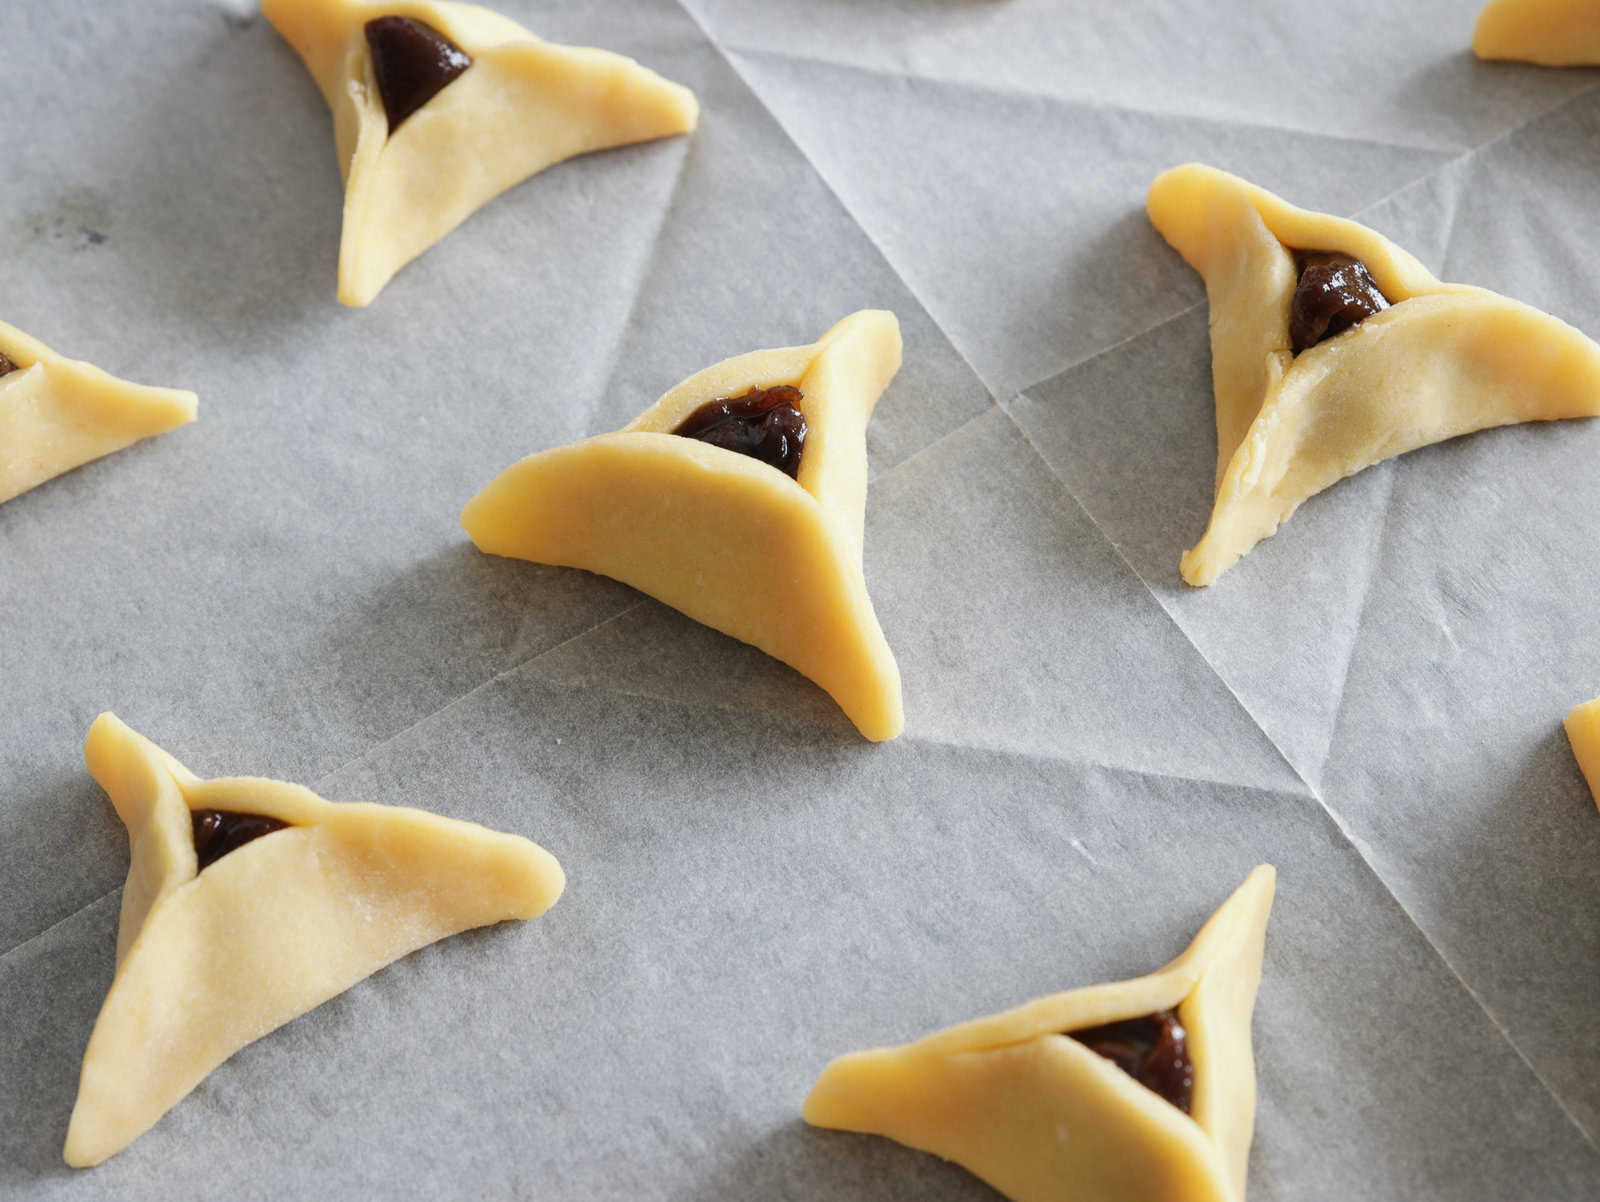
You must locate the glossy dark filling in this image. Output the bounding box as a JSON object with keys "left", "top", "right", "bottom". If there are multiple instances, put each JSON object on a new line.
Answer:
{"left": 0, "top": 352, "right": 17, "bottom": 377}
{"left": 192, "top": 809, "right": 290, "bottom": 871}
{"left": 364, "top": 16, "right": 473, "bottom": 133}
{"left": 670, "top": 385, "right": 808, "bottom": 478}
{"left": 1069, "top": 1008, "right": 1194, "bottom": 1114}
{"left": 1288, "top": 251, "right": 1390, "bottom": 354}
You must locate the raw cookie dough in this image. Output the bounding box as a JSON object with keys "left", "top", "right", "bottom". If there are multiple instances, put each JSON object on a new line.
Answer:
{"left": 0, "top": 320, "right": 196, "bottom": 505}
{"left": 262, "top": 0, "right": 699, "bottom": 307}
{"left": 1474, "top": 0, "right": 1600, "bottom": 65}
{"left": 63, "top": 713, "right": 566, "bottom": 1168}
{"left": 1147, "top": 164, "right": 1600, "bottom": 587}
{"left": 461, "top": 310, "right": 905, "bottom": 742}
{"left": 1565, "top": 696, "right": 1600, "bottom": 810}
{"left": 804, "top": 866, "right": 1276, "bottom": 1202}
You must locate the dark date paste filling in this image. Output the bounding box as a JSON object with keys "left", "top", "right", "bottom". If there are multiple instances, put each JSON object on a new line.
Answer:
{"left": 192, "top": 809, "right": 290, "bottom": 872}
{"left": 1068, "top": 1008, "right": 1194, "bottom": 1114}
{"left": 0, "top": 352, "right": 18, "bottom": 377}
{"left": 670, "top": 385, "right": 808, "bottom": 478}
{"left": 364, "top": 16, "right": 473, "bottom": 134}
{"left": 1288, "top": 251, "right": 1391, "bottom": 354}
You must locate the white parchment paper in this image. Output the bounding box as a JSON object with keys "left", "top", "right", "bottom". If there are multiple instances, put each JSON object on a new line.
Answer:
{"left": 2, "top": 1, "right": 1597, "bottom": 1198}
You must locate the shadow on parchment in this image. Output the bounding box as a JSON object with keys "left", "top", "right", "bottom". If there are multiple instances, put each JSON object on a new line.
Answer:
{"left": 0, "top": 767, "right": 126, "bottom": 959}
{"left": 0, "top": 892, "right": 119, "bottom": 1187}
{"left": 308, "top": 538, "right": 867, "bottom": 772}
{"left": 1423, "top": 724, "right": 1600, "bottom": 1130}
{"left": 672, "top": 1120, "right": 996, "bottom": 1202}
{"left": 1385, "top": 50, "right": 1600, "bottom": 151}
{"left": 1029, "top": 204, "right": 1203, "bottom": 389}
{"left": 76, "top": 12, "right": 341, "bottom": 335}
{"left": 298, "top": 540, "right": 641, "bottom": 758}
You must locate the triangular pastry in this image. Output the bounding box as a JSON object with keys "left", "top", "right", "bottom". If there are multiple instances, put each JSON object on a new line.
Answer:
{"left": 0, "top": 321, "right": 196, "bottom": 505}
{"left": 804, "top": 865, "right": 1276, "bottom": 1202}
{"left": 1147, "top": 164, "right": 1600, "bottom": 587}
{"left": 262, "top": 0, "right": 700, "bottom": 306}
{"left": 1565, "top": 695, "right": 1600, "bottom": 811}
{"left": 1474, "top": 0, "right": 1600, "bottom": 65}
{"left": 461, "top": 310, "right": 905, "bottom": 742}
{"left": 63, "top": 713, "right": 566, "bottom": 1168}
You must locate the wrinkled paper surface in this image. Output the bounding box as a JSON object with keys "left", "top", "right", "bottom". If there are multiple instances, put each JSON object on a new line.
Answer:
{"left": 2, "top": 0, "right": 1597, "bottom": 1197}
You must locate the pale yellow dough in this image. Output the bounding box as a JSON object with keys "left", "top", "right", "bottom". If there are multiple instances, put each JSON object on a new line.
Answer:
{"left": 1474, "top": 0, "right": 1600, "bottom": 65}
{"left": 804, "top": 866, "right": 1276, "bottom": 1202}
{"left": 63, "top": 714, "right": 566, "bottom": 1168}
{"left": 1565, "top": 696, "right": 1600, "bottom": 811}
{"left": 0, "top": 321, "right": 196, "bottom": 505}
{"left": 262, "top": 0, "right": 699, "bottom": 306}
{"left": 461, "top": 310, "right": 905, "bottom": 742}
{"left": 1147, "top": 164, "right": 1600, "bottom": 587}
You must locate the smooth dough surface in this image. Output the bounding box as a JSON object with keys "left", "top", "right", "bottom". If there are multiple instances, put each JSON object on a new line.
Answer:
{"left": 461, "top": 310, "right": 905, "bottom": 741}
{"left": 262, "top": 0, "right": 699, "bottom": 306}
{"left": 1565, "top": 696, "right": 1600, "bottom": 811}
{"left": 1147, "top": 164, "right": 1600, "bottom": 587}
{"left": 64, "top": 713, "right": 566, "bottom": 1168}
{"left": 1474, "top": 0, "right": 1600, "bottom": 65}
{"left": 803, "top": 866, "right": 1276, "bottom": 1202}
{"left": 0, "top": 320, "right": 196, "bottom": 505}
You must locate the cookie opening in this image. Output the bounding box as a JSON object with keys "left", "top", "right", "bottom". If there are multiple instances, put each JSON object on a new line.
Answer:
{"left": 671, "top": 385, "right": 808, "bottom": 478}
{"left": 1068, "top": 1008, "right": 1194, "bottom": 1113}
{"left": 365, "top": 16, "right": 473, "bottom": 134}
{"left": 191, "top": 810, "right": 290, "bottom": 871}
{"left": 1288, "top": 251, "right": 1391, "bottom": 354}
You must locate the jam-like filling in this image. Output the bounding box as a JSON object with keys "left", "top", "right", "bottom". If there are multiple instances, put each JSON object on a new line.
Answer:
{"left": 1288, "top": 251, "right": 1390, "bottom": 354}
{"left": 0, "top": 352, "right": 17, "bottom": 377}
{"left": 192, "top": 809, "right": 290, "bottom": 871}
{"left": 670, "top": 385, "right": 808, "bottom": 478}
{"left": 364, "top": 16, "right": 473, "bottom": 133}
{"left": 1069, "top": 1008, "right": 1194, "bottom": 1114}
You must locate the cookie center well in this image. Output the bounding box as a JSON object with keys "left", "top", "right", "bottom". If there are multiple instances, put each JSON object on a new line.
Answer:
{"left": 1288, "top": 251, "right": 1391, "bottom": 354}
{"left": 670, "top": 385, "right": 808, "bottom": 478}
{"left": 1067, "top": 1008, "right": 1194, "bottom": 1114}
{"left": 191, "top": 810, "right": 291, "bottom": 871}
{"left": 364, "top": 16, "right": 473, "bottom": 134}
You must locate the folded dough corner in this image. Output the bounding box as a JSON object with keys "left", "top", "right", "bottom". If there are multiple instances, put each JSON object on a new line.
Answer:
{"left": 803, "top": 865, "right": 1275, "bottom": 1202}
{"left": 0, "top": 320, "right": 196, "bottom": 505}
{"left": 1473, "top": 0, "right": 1600, "bottom": 66}
{"left": 63, "top": 713, "right": 566, "bottom": 1169}
{"left": 1565, "top": 696, "right": 1600, "bottom": 811}
{"left": 461, "top": 309, "right": 905, "bottom": 742}
{"left": 1146, "top": 163, "right": 1600, "bottom": 588}
{"left": 262, "top": 0, "right": 699, "bottom": 307}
